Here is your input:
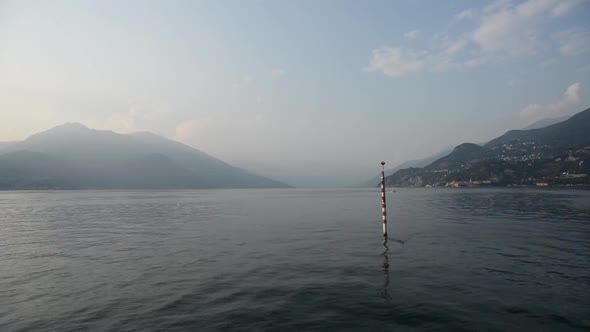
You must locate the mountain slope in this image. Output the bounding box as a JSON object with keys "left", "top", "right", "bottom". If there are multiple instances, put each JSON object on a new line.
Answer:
{"left": 485, "top": 108, "right": 590, "bottom": 149}
{"left": 0, "top": 151, "right": 79, "bottom": 189}
{"left": 0, "top": 142, "right": 16, "bottom": 150}
{"left": 522, "top": 115, "right": 570, "bottom": 130}
{"left": 357, "top": 147, "right": 453, "bottom": 187}
{"left": 384, "top": 108, "right": 590, "bottom": 187}
{"left": 426, "top": 143, "right": 488, "bottom": 170}
{"left": 0, "top": 123, "right": 290, "bottom": 189}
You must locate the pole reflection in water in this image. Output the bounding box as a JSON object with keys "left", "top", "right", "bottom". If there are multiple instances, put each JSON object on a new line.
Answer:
{"left": 381, "top": 242, "right": 392, "bottom": 303}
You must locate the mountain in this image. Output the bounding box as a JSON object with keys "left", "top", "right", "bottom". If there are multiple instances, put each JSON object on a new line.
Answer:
{"left": 0, "top": 123, "right": 290, "bottom": 189}
{"left": 384, "top": 108, "right": 590, "bottom": 187}
{"left": 0, "top": 142, "right": 16, "bottom": 150}
{"left": 356, "top": 147, "right": 453, "bottom": 187}
{"left": 426, "top": 143, "right": 488, "bottom": 170}
{"left": 485, "top": 109, "right": 590, "bottom": 149}
{"left": 522, "top": 115, "right": 570, "bottom": 130}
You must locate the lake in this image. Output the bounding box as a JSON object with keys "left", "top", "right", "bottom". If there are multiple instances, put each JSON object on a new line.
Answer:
{"left": 0, "top": 188, "right": 589, "bottom": 331}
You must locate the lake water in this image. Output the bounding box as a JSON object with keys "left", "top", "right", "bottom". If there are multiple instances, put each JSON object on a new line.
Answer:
{"left": 1, "top": 188, "right": 589, "bottom": 331}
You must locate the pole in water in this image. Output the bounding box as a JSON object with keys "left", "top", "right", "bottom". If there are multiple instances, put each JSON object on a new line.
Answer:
{"left": 380, "top": 161, "right": 387, "bottom": 242}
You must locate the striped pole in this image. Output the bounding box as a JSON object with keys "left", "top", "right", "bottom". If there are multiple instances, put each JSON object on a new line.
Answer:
{"left": 380, "top": 161, "right": 387, "bottom": 242}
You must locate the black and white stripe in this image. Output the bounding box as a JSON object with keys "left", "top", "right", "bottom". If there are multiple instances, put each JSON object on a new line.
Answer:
{"left": 380, "top": 161, "right": 387, "bottom": 239}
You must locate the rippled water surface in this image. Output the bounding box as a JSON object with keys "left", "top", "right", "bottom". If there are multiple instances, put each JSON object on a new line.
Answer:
{"left": 1, "top": 188, "right": 589, "bottom": 331}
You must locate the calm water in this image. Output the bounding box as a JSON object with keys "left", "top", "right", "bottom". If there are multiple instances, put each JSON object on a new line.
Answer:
{"left": 0, "top": 188, "right": 589, "bottom": 331}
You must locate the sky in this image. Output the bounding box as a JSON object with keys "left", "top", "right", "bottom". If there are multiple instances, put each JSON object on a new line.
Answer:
{"left": 1, "top": 0, "right": 589, "bottom": 187}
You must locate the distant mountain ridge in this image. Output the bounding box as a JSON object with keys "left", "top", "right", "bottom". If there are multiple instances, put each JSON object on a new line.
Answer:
{"left": 361, "top": 115, "right": 571, "bottom": 187}
{"left": 356, "top": 147, "right": 452, "bottom": 187}
{"left": 384, "top": 108, "right": 590, "bottom": 187}
{"left": 485, "top": 110, "right": 590, "bottom": 148}
{"left": 0, "top": 142, "right": 16, "bottom": 150}
{"left": 0, "top": 123, "right": 290, "bottom": 189}
{"left": 522, "top": 115, "right": 570, "bottom": 130}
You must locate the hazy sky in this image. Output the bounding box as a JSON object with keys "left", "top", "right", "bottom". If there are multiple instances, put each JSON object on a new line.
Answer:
{"left": 1, "top": 0, "right": 589, "bottom": 187}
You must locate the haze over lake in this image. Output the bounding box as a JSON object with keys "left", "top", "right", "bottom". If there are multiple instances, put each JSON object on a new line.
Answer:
{"left": 1, "top": 1, "right": 590, "bottom": 331}
{"left": 1, "top": 188, "right": 589, "bottom": 331}
{"left": 2, "top": 0, "right": 590, "bottom": 187}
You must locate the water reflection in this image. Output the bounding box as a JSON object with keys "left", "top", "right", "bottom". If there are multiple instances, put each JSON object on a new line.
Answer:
{"left": 381, "top": 244, "right": 391, "bottom": 303}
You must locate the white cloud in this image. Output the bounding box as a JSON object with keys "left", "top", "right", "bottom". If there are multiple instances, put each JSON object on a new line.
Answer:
{"left": 271, "top": 68, "right": 286, "bottom": 76}
{"left": 367, "top": 45, "right": 489, "bottom": 77}
{"left": 557, "top": 29, "right": 590, "bottom": 56}
{"left": 551, "top": 0, "right": 585, "bottom": 16}
{"left": 463, "top": 56, "right": 489, "bottom": 67}
{"left": 519, "top": 82, "right": 582, "bottom": 120}
{"left": 174, "top": 120, "right": 200, "bottom": 144}
{"left": 80, "top": 104, "right": 168, "bottom": 134}
{"left": 471, "top": 5, "right": 535, "bottom": 55}
{"left": 471, "top": 0, "right": 584, "bottom": 56}
{"left": 366, "top": 0, "right": 586, "bottom": 77}
{"left": 429, "top": 54, "right": 460, "bottom": 72}
{"left": 403, "top": 29, "right": 421, "bottom": 39}
{"left": 454, "top": 9, "right": 475, "bottom": 21}
{"left": 445, "top": 39, "right": 468, "bottom": 54}
{"left": 365, "top": 47, "right": 425, "bottom": 76}
{"left": 482, "top": 0, "right": 511, "bottom": 14}
{"left": 565, "top": 83, "right": 581, "bottom": 102}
